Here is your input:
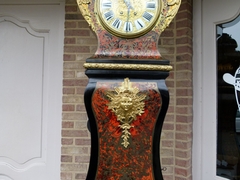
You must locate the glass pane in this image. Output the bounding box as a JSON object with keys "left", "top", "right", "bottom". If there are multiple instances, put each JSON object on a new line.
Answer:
{"left": 217, "top": 15, "right": 240, "bottom": 179}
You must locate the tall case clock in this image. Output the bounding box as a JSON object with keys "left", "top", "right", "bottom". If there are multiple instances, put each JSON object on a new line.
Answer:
{"left": 77, "top": 0, "right": 181, "bottom": 179}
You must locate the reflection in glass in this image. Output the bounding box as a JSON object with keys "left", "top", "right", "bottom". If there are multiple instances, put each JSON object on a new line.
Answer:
{"left": 217, "top": 15, "right": 240, "bottom": 179}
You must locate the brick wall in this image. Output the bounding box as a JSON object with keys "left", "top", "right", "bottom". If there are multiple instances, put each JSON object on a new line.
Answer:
{"left": 62, "top": 0, "right": 193, "bottom": 179}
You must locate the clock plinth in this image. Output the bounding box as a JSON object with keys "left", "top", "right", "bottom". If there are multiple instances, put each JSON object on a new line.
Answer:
{"left": 84, "top": 59, "right": 171, "bottom": 180}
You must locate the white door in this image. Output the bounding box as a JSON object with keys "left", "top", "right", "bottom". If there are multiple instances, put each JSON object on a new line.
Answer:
{"left": 0, "top": 1, "right": 64, "bottom": 179}
{"left": 193, "top": 0, "right": 240, "bottom": 179}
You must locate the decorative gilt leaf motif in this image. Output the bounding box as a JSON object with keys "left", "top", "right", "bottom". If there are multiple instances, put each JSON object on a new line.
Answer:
{"left": 76, "top": 0, "right": 96, "bottom": 32}
{"left": 106, "top": 78, "right": 146, "bottom": 148}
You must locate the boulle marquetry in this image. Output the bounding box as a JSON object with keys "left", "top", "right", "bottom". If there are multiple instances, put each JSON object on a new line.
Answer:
{"left": 76, "top": 0, "right": 181, "bottom": 179}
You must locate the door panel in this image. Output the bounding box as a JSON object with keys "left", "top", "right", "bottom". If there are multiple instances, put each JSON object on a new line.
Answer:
{"left": 193, "top": 0, "right": 240, "bottom": 179}
{"left": 0, "top": 16, "right": 45, "bottom": 167}
{"left": 0, "top": 2, "right": 64, "bottom": 180}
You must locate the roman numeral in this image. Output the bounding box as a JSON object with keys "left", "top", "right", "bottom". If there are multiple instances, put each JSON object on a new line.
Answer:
{"left": 146, "top": 2, "right": 156, "bottom": 9}
{"left": 102, "top": 0, "right": 112, "bottom": 8}
{"left": 112, "top": 18, "right": 122, "bottom": 29}
{"left": 104, "top": 11, "right": 114, "bottom": 21}
{"left": 135, "top": 19, "right": 145, "bottom": 30}
{"left": 124, "top": 22, "right": 133, "bottom": 32}
{"left": 143, "top": 12, "right": 153, "bottom": 21}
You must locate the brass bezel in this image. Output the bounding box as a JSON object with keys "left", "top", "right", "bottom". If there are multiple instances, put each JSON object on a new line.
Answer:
{"left": 95, "top": 0, "right": 162, "bottom": 39}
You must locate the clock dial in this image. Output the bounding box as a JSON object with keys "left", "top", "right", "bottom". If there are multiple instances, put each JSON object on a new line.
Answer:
{"left": 97, "top": 0, "right": 161, "bottom": 38}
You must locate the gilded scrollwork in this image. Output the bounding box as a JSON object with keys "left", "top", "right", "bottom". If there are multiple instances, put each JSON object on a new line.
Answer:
{"left": 106, "top": 78, "right": 146, "bottom": 148}
{"left": 154, "top": 0, "right": 181, "bottom": 33}
{"left": 77, "top": 0, "right": 96, "bottom": 32}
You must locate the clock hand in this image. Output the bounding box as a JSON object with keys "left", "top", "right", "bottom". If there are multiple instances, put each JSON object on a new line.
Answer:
{"left": 124, "top": 0, "right": 134, "bottom": 32}
{"left": 124, "top": 0, "right": 134, "bottom": 10}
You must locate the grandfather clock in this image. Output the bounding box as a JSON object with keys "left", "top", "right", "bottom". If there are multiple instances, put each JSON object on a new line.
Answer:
{"left": 77, "top": 0, "right": 181, "bottom": 179}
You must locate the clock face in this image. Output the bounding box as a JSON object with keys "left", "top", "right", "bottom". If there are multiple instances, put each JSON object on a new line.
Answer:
{"left": 96, "top": 0, "right": 161, "bottom": 38}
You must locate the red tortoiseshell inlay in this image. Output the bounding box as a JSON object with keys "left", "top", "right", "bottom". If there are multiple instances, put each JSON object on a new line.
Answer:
{"left": 94, "top": 30, "right": 162, "bottom": 59}
{"left": 92, "top": 81, "right": 162, "bottom": 180}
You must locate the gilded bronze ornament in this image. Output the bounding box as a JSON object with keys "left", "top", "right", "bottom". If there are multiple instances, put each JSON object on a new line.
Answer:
{"left": 83, "top": 63, "right": 173, "bottom": 71}
{"left": 106, "top": 78, "right": 146, "bottom": 148}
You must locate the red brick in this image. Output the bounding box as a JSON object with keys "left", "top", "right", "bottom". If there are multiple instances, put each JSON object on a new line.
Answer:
{"left": 61, "top": 155, "right": 73, "bottom": 162}
{"left": 175, "top": 132, "right": 192, "bottom": 141}
{"left": 65, "top": 5, "right": 78, "bottom": 13}
{"left": 62, "top": 104, "right": 75, "bottom": 111}
{"left": 162, "top": 38, "right": 174, "bottom": 45}
{"left": 176, "top": 107, "right": 192, "bottom": 114}
{"left": 175, "top": 141, "right": 191, "bottom": 149}
{"left": 61, "top": 172, "right": 72, "bottom": 180}
{"left": 63, "top": 88, "right": 75, "bottom": 94}
{"left": 65, "top": 29, "right": 90, "bottom": 36}
{"left": 162, "top": 175, "right": 174, "bottom": 180}
{"left": 175, "top": 176, "right": 192, "bottom": 180}
{"left": 176, "top": 28, "right": 192, "bottom": 37}
{"left": 64, "top": 46, "right": 90, "bottom": 53}
{"left": 176, "top": 97, "right": 192, "bottom": 106}
{"left": 75, "top": 173, "right": 87, "bottom": 179}
{"left": 177, "top": 46, "right": 192, "bottom": 54}
{"left": 176, "top": 10, "right": 192, "bottom": 21}
{"left": 176, "top": 158, "right": 191, "bottom": 167}
{"left": 164, "top": 114, "right": 174, "bottom": 123}
{"left": 176, "top": 37, "right": 192, "bottom": 45}
{"left": 176, "top": 80, "right": 192, "bottom": 87}
{"left": 176, "top": 19, "right": 192, "bottom": 29}
{"left": 64, "top": 37, "right": 76, "bottom": 44}
{"left": 64, "top": 62, "right": 84, "bottom": 70}
{"left": 75, "top": 139, "right": 91, "bottom": 145}
{"left": 176, "top": 124, "right": 192, "bottom": 132}
{"left": 176, "top": 115, "right": 193, "bottom": 123}
{"left": 176, "top": 62, "right": 192, "bottom": 71}
{"left": 178, "top": 1, "right": 192, "bottom": 13}
{"left": 78, "top": 21, "right": 90, "bottom": 28}
{"left": 63, "top": 71, "right": 75, "bottom": 78}
{"left": 65, "top": 21, "right": 77, "bottom": 28}
{"left": 75, "top": 156, "right": 90, "bottom": 163}
{"left": 175, "top": 167, "right": 191, "bottom": 177}
{"left": 65, "top": 0, "right": 77, "bottom": 5}
{"left": 162, "top": 140, "right": 174, "bottom": 148}
{"left": 63, "top": 79, "right": 88, "bottom": 86}
{"left": 162, "top": 123, "right": 174, "bottom": 130}
{"left": 175, "top": 150, "right": 191, "bottom": 159}
{"left": 62, "top": 112, "right": 88, "bottom": 120}
{"left": 62, "top": 138, "right": 74, "bottom": 145}
{"left": 64, "top": 54, "right": 76, "bottom": 61}
{"left": 162, "top": 157, "right": 174, "bottom": 165}
{"left": 176, "top": 89, "right": 192, "bottom": 96}
{"left": 62, "top": 121, "right": 74, "bottom": 128}
{"left": 161, "top": 29, "right": 175, "bottom": 38}
{"left": 76, "top": 104, "right": 86, "bottom": 111}
{"left": 62, "top": 130, "right": 89, "bottom": 137}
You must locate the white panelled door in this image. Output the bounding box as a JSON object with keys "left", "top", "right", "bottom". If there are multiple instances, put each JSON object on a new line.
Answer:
{"left": 0, "top": 1, "right": 64, "bottom": 179}
{"left": 193, "top": 0, "right": 240, "bottom": 180}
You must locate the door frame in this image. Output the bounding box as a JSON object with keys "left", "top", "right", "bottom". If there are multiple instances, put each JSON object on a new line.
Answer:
{"left": 193, "top": 0, "right": 240, "bottom": 179}
{"left": 0, "top": 0, "right": 64, "bottom": 179}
